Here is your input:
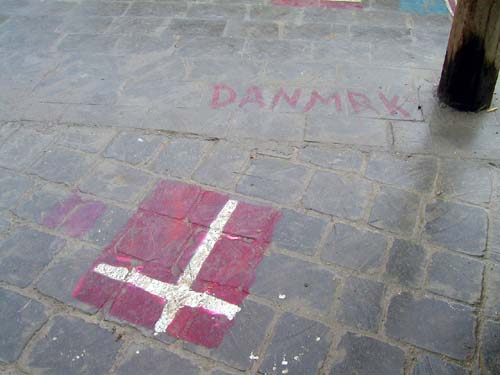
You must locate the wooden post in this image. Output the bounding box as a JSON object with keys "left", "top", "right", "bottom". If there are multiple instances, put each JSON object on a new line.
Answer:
{"left": 438, "top": 0, "right": 500, "bottom": 111}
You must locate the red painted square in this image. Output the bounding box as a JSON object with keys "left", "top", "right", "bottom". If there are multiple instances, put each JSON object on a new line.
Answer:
{"left": 73, "top": 179, "right": 280, "bottom": 348}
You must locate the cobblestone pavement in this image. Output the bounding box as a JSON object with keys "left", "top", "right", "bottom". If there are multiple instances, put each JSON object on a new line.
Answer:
{"left": 1, "top": 0, "right": 500, "bottom": 374}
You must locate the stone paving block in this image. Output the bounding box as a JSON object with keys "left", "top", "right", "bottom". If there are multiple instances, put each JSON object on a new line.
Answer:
{"left": 225, "top": 20, "right": 279, "bottom": 39}
{"left": 437, "top": 160, "right": 492, "bottom": 205}
{"left": 249, "top": 4, "right": 301, "bottom": 22}
{"left": 27, "top": 316, "right": 121, "bottom": 375}
{"left": 424, "top": 200, "right": 487, "bottom": 255}
{"left": 413, "top": 354, "right": 467, "bottom": 375}
{"left": 0, "top": 227, "right": 65, "bottom": 287}
{"left": 305, "top": 114, "right": 389, "bottom": 148}
{"left": 244, "top": 39, "right": 312, "bottom": 61}
{"left": 299, "top": 146, "right": 363, "bottom": 172}
{"left": 426, "top": 251, "right": 484, "bottom": 304}
{"left": 36, "top": 246, "right": 101, "bottom": 313}
{"left": 251, "top": 253, "right": 338, "bottom": 314}
{"left": 55, "top": 15, "right": 113, "bottom": 34}
{"left": 272, "top": 209, "right": 327, "bottom": 255}
{"left": 185, "top": 300, "right": 274, "bottom": 371}
{"left": 107, "top": 16, "right": 164, "bottom": 35}
{"left": 312, "top": 40, "right": 371, "bottom": 64}
{"left": 385, "top": 292, "right": 476, "bottom": 360}
{"left": 79, "top": 160, "right": 153, "bottom": 203}
{"left": 236, "top": 158, "right": 308, "bottom": 205}
{"left": 29, "top": 147, "right": 94, "bottom": 184}
{"left": 0, "top": 128, "right": 54, "bottom": 171}
{"left": 0, "top": 212, "right": 10, "bottom": 233}
{"left": 337, "top": 276, "right": 384, "bottom": 332}
{"left": 384, "top": 239, "right": 426, "bottom": 288}
{"left": 104, "top": 132, "right": 163, "bottom": 165}
{"left": 366, "top": 153, "right": 437, "bottom": 192}
{"left": 193, "top": 142, "right": 248, "bottom": 190}
{"left": 151, "top": 138, "right": 209, "bottom": 179}
{"left": 0, "top": 169, "right": 32, "bottom": 209}
{"left": 115, "top": 344, "right": 200, "bottom": 375}
{"left": 331, "top": 332, "right": 405, "bottom": 375}
{"left": 210, "top": 371, "right": 234, "bottom": 375}
{"left": 322, "top": 223, "right": 387, "bottom": 273}
{"left": 392, "top": 121, "right": 433, "bottom": 154}
{"left": 481, "top": 320, "right": 500, "bottom": 375}
{"left": 0, "top": 122, "right": 19, "bottom": 141}
{"left": 83, "top": 205, "right": 133, "bottom": 247}
{"left": 75, "top": 0, "right": 130, "bottom": 16}
{"left": 126, "top": 1, "right": 187, "bottom": 17}
{"left": 57, "top": 33, "right": 119, "bottom": 53}
{"left": 187, "top": 3, "right": 246, "bottom": 19}
{"left": 189, "top": 58, "right": 262, "bottom": 81}
{"left": 230, "top": 112, "right": 304, "bottom": 142}
{"left": 485, "top": 263, "right": 500, "bottom": 319}
{"left": 167, "top": 18, "right": 226, "bottom": 37}
{"left": 259, "top": 313, "right": 331, "bottom": 375}
{"left": 56, "top": 126, "right": 115, "bottom": 153}
{"left": 0, "top": 288, "right": 47, "bottom": 363}
{"left": 176, "top": 36, "right": 244, "bottom": 58}
{"left": 304, "top": 171, "right": 372, "bottom": 220}
{"left": 0, "top": 368, "right": 30, "bottom": 375}
{"left": 284, "top": 23, "right": 346, "bottom": 41}
{"left": 350, "top": 25, "right": 411, "bottom": 43}
{"left": 114, "top": 33, "right": 173, "bottom": 55}
{"left": 369, "top": 186, "right": 420, "bottom": 234}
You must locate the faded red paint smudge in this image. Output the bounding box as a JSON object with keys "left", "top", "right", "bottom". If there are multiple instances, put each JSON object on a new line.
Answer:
{"left": 42, "top": 194, "right": 83, "bottom": 229}
{"left": 61, "top": 201, "right": 106, "bottom": 238}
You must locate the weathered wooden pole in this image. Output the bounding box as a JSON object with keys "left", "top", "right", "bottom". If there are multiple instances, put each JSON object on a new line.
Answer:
{"left": 438, "top": 0, "right": 500, "bottom": 111}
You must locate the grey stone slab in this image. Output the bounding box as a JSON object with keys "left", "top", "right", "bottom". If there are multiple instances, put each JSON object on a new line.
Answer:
{"left": 385, "top": 239, "right": 426, "bottom": 288}
{"left": 57, "top": 33, "right": 119, "bottom": 53}
{"left": 304, "top": 171, "right": 372, "bottom": 220}
{"left": 152, "top": 138, "right": 208, "bottom": 178}
{"left": 0, "top": 227, "right": 65, "bottom": 287}
{"left": 251, "top": 253, "right": 338, "bottom": 314}
{"left": 114, "top": 33, "right": 173, "bottom": 54}
{"left": 230, "top": 112, "right": 305, "bottom": 142}
{"left": 305, "top": 114, "right": 389, "bottom": 148}
{"left": 312, "top": 40, "right": 371, "bottom": 64}
{"left": 485, "top": 264, "right": 500, "bottom": 320}
{"left": 28, "top": 147, "right": 94, "bottom": 184}
{"left": 176, "top": 36, "right": 244, "bottom": 58}
{"left": 322, "top": 223, "right": 387, "bottom": 273}
{"left": 305, "top": 9, "right": 405, "bottom": 26}
{"left": 350, "top": 25, "right": 411, "bottom": 43}
{"left": 0, "top": 122, "right": 19, "bottom": 141}
{"left": 55, "top": 15, "right": 113, "bottom": 34}
{"left": 331, "top": 332, "right": 405, "bottom": 375}
{"left": 79, "top": 160, "right": 153, "bottom": 203}
{"left": 225, "top": 20, "right": 279, "bottom": 39}
{"left": 392, "top": 121, "right": 433, "bottom": 154}
{"left": 126, "top": 1, "right": 186, "bottom": 17}
{"left": 0, "top": 128, "right": 54, "bottom": 171}
{"left": 284, "top": 23, "right": 346, "bottom": 41}
{"left": 189, "top": 58, "right": 262, "bottom": 81}
{"left": 437, "top": 160, "right": 492, "bottom": 205}
{"left": 184, "top": 300, "right": 274, "bottom": 371}
{"left": 272, "top": 209, "right": 328, "bottom": 255}
{"left": 83, "top": 205, "right": 132, "bottom": 247}
{"left": 193, "top": 142, "right": 248, "bottom": 190}
{"left": 366, "top": 153, "right": 437, "bottom": 192}
{"left": 369, "top": 186, "right": 420, "bottom": 234}
{"left": 244, "top": 39, "right": 312, "bottom": 61}
{"left": 263, "top": 61, "right": 338, "bottom": 83}
{"left": 0, "top": 169, "right": 32, "bottom": 209}
{"left": 116, "top": 344, "right": 200, "bottom": 375}
{"left": 424, "top": 200, "right": 487, "bottom": 256}
{"left": 236, "top": 159, "right": 308, "bottom": 205}
{"left": 413, "top": 354, "right": 467, "bottom": 375}
{"left": 299, "top": 146, "right": 363, "bottom": 172}
{"left": 187, "top": 3, "right": 246, "bottom": 19}
{"left": 27, "top": 316, "right": 121, "bottom": 375}
{"left": 104, "top": 132, "right": 163, "bottom": 165}
{"left": 36, "top": 246, "right": 100, "bottom": 313}
{"left": 0, "top": 288, "right": 47, "bottom": 363}
{"left": 107, "top": 16, "right": 164, "bottom": 35}
{"left": 56, "top": 127, "right": 116, "bottom": 153}
{"left": 210, "top": 371, "right": 234, "bottom": 375}
{"left": 336, "top": 276, "right": 384, "bottom": 332}
{"left": 260, "top": 313, "right": 331, "bottom": 375}
{"left": 74, "top": 0, "right": 130, "bottom": 16}
{"left": 0, "top": 213, "right": 9, "bottom": 233}
{"left": 427, "top": 251, "right": 484, "bottom": 304}
{"left": 167, "top": 18, "right": 226, "bottom": 37}
{"left": 385, "top": 292, "right": 476, "bottom": 360}
{"left": 249, "top": 5, "right": 302, "bottom": 22}
{"left": 481, "top": 320, "right": 500, "bottom": 375}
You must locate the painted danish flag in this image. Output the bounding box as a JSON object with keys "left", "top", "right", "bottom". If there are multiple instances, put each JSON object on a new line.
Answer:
{"left": 73, "top": 180, "right": 280, "bottom": 348}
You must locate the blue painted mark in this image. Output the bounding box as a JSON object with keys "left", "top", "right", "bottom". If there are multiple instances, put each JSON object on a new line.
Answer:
{"left": 400, "top": 0, "right": 448, "bottom": 14}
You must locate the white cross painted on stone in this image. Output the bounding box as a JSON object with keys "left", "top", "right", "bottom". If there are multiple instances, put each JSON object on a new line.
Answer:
{"left": 92, "top": 199, "right": 241, "bottom": 333}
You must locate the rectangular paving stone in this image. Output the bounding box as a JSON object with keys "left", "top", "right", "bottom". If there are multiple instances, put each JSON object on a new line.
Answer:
{"left": 426, "top": 251, "right": 484, "bottom": 304}
{"left": 260, "top": 312, "right": 331, "bottom": 375}
{"left": 28, "top": 147, "right": 95, "bottom": 184}
{"left": 79, "top": 160, "right": 154, "bottom": 203}
{"left": 237, "top": 158, "right": 308, "bottom": 205}
{"left": 485, "top": 264, "right": 500, "bottom": 320}
{"left": 184, "top": 300, "right": 274, "bottom": 371}
{"left": 385, "top": 292, "right": 476, "bottom": 360}
{"left": 167, "top": 18, "right": 226, "bottom": 37}
{"left": 413, "top": 353, "right": 467, "bottom": 375}
{"left": 313, "top": 39, "right": 371, "bottom": 64}
{"left": 481, "top": 320, "right": 500, "bottom": 375}
{"left": 0, "top": 122, "right": 19, "bottom": 141}
{"left": 126, "top": 1, "right": 187, "bottom": 17}
{"left": 424, "top": 200, "right": 487, "bottom": 255}
{"left": 27, "top": 316, "right": 122, "bottom": 375}
{"left": 193, "top": 142, "right": 248, "bottom": 190}
{"left": 104, "top": 132, "right": 163, "bottom": 165}
{"left": 384, "top": 239, "right": 426, "bottom": 288}
{"left": 321, "top": 223, "right": 387, "bottom": 273}
{"left": 332, "top": 332, "right": 405, "bottom": 375}
{"left": 176, "top": 36, "right": 244, "bottom": 58}
{"left": 107, "top": 16, "right": 164, "bottom": 35}
{"left": 230, "top": 112, "right": 305, "bottom": 142}
{"left": 74, "top": 0, "right": 130, "bottom": 16}
{"left": 272, "top": 209, "right": 328, "bottom": 255}
{"left": 189, "top": 58, "right": 262, "bottom": 81}
{"left": 299, "top": 146, "right": 363, "bottom": 172}
{"left": 55, "top": 15, "right": 113, "bottom": 34}
{"left": 83, "top": 205, "right": 133, "bottom": 247}
{"left": 116, "top": 344, "right": 200, "bottom": 375}
{"left": 56, "top": 126, "right": 116, "bottom": 153}
{"left": 350, "top": 25, "right": 411, "bottom": 43}
{"left": 304, "top": 170, "right": 372, "bottom": 220}
{"left": 249, "top": 4, "right": 302, "bottom": 22}
{"left": 284, "top": 23, "right": 345, "bottom": 41}
{"left": 57, "top": 33, "right": 119, "bottom": 53}
{"left": 0, "top": 227, "right": 65, "bottom": 287}
{"left": 244, "top": 39, "right": 312, "bottom": 60}
{"left": 337, "top": 276, "right": 384, "bottom": 332}
{"left": 0, "top": 288, "right": 47, "bottom": 363}
{"left": 392, "top": 121, "right": 433, "bottom": 154}
{"left": 0, "top": 169, "right": 32, "bottom": 209}
{"left": 114, "top": 33, "right": 173, "bottom": 54}
{"left": 151, "top": 138, "right": 210, "bottom": 179}
{"left": 187, "top": 3, "right": 247, "bottom": 19}
{"left": 251, "top": 253, "right": 339, "bottom": 314}
{"left": 369, "top": 186, "right": 420, "bottom": 234}
{"left": 366, "top": 153, "right": 437, "bottom": 192}
{"left": 225, "top": 20, "right": 279, "bottom": 39}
